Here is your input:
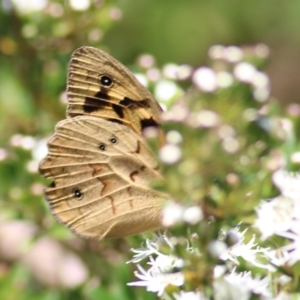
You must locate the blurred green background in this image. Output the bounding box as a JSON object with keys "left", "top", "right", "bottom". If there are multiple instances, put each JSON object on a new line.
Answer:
{"left": 0, "top": 0, "right": 300, "bottom": 299}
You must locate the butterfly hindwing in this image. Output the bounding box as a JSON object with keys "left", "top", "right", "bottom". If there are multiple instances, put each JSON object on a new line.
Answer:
{"left": 39, "top": 116, "right": 167, "bottom": 239}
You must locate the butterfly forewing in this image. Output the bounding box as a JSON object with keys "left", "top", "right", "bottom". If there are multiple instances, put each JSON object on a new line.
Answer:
{"left": 39, "top": 116, "right": 168, "bottom": 239}
{"left": 67, "top": 46, "right": 164, "bottom": 142}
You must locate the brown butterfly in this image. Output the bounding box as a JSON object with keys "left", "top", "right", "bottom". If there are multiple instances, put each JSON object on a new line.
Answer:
{"left": 39, "top": 47, "right": 168, "bottom": 239}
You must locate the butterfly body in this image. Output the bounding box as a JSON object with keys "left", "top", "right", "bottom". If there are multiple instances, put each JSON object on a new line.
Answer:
{"left": 39, "top": 47, "right": 167, "bottom": 239}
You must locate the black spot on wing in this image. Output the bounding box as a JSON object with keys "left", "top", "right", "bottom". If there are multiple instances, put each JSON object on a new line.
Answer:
{"left": 73, "top": 188, "right": 83, "bottom": 199}
{"left": 49, "top": 181, "right": 56, "bottom": 188}
{"left": 108, "top": 196, "right": 116, "bottom": 215}
{"left": 130, "top": 170, "right": 139, "bottom": 182}
{"left": 119, "top": 97, "right": 150, "bottom": 109}
{"left": 135, "top": 140, "right": 141, "bottom": 154}
{"left": 112, "top": 104, "right": 124, "bottom": 118}
{"left": 107, "top": 118, "right": 124, "bottom": 125}
{"left": 119, "top": 97, "right": 134, "bottom": 107}
{"left": 140, "top": 117, "right": 159, "bottom": 130}
{"left": 84, "top": 90, "right": 111, "bottom": 113}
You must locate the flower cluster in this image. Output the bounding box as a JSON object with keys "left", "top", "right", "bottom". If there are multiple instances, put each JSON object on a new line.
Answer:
{"left": 128, "top": 231, "right": 273, "bottom": 299}
{"left": 256, "top": 170, "right": 300, "bottom": 266}
{"left": 127, "top": 45, "right": 300, "bottom": 299}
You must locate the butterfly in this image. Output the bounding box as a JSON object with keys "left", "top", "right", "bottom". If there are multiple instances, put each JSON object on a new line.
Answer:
{"left": 39, "top": 47, "right": 168, "bottom": 239}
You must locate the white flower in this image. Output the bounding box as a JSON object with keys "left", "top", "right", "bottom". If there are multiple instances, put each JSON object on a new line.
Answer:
{"left": 176, "top": 64, "right": 193, "bottom": 80}
{"left": 148, "top": 254, "right": 184, "bottom": 272}
{"left": 128, "top": 233, "right": 188, "bottom": 296}
{"left": 182, "top": 206, "right": 203, "bottom": 224}
{"left": 69, "top": 0, "right": 90, "bottom": 11}
{"left": 174, "top": 290, "right": 206, "bottom": 300}
{"left": 255, "top": 196, "right": 294, "bottom": 239}
{"left": 154, "top": 80, "right": 180, "bottom": 103}
{"left": 32, "top": 138, "right": 48, "bottom": 160}
{"left": 208, "top": 45, "right": 225, "bottom": 60}
{"left": 208, "top": 241, "right": 228, "bottom": 259}
{"left": 128, "top": 233, "right": 174, "bottom": 263}
{"left": 162, "top": 203, "right": 203, "bottom": 227}
{"left": 234, "top": 62, "right": 257, "bottom": 83}
{"left": 274, "top": 291, "right": 296, "bottom": 300}
{"left": 272, "top": 170, "right": 300, "bottom": 202}
{"left": 166, "top": 130, "right": 183, "bottom": 144}
{"left": 193, "top": 67, "right": 218, "bottom": 92}
{"left": 129, "top": 235, "right": 184, "bottom": 271}
{"left": 11, "top": 0, "right": 47, "bottom": 14}
{"left": 220, "top": 229, "right": 272, "bottom": 271}
{"left": 163, "top": 63, "right": 179, "bottom": 79}
{"left": 194, "top": 110, "right": 220, "bottom": 128}
{"left": 276, "top": 231, "right": 300, "bottom": 266}
{"left": 159, "top": 144, "right": 182, "bottom": 164}
{"left": 266, "top": 249, "right": 291, "bottom": 267}
{"left": 0, "top": 148, "right": 8, "bottom": 161}
{"left": 162, "top": 202, "right": 185, "bottom": 226}
{"left": 216, "top": 71, "right": 234, "bottom": 88}
{"left": 214, "top": 270, "right": 271, "bottom": 299}
{"left": 252, "top": 71, "right": 269, "bottom": 89}
{"left": 223, "top": 46, "right": 244, "bottom": 63}
{"left": 128, "top": 239, "right": 162, "bottom": 264}
{"left": 128, "top": 264, "right": 184, "bottom": 297}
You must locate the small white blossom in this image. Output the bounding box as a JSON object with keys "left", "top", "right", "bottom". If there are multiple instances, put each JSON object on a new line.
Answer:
{"left": 214, "top": 270, "right": 271, "bottom": 299}
{"left": 253, "top": 86, "right": 270, "bottom": 102}
{"left": 208, "top": 241, "right": 228, "bottom": 259}
{"left": 159, "top": 144, "right": 182, "bottom": 164}
{"left": 0, "top": 148, "right": 8, "bottom": 161}
{"left": 148, "top": 254, "right": 184, "bottom": 273}
{"left": 222, "top": 137, "right": 240, "bottom": 153}
{"left": 128, "top": 264, "right": 184, "bottom": 297}
{"left": 208, "top": 45, "right": 225, "bottom": 60}
{"left": 163, "top": 63, "right": 179, "bottom": 79}
{"left": 128, "top": 234, "right": 189, "bottom": 296}
{"left": 216, "top": 71, "right": 234, "bottom": 88}
{"left": 272, "top": 170, "right": 300, "bottom": 202}
{"left": 176, "top": 64, "right": 193, "bottom": 80}
{"left": 135, "top": 73, "right": 148, "bottom": 87}
{"left": 220, "top": 229, "right": 272, "bottom": 271}
{"left": 274, "top": 291, "right": 296, "bottom": 300}
{"left": 32, "top": 138, "right": 48, "bottom": 160}
{"left": 276, "top": 231, "right": 300, "bottom": 266}
{"left": 128, "top": 233, "right": 174, "bottom": 263}
{"left": 128, "top": 239, "right": 162, "bottom": 264}
{"left": 195, "top": 110, "right": 220, "bottom": 128}
{"left": 266, "top": 249, "right": 291, "bottom": 267}
{"left": 166, "top": 130, "right": 183, "bottom": 144}
{"left": 214, "top": 277, "right": 250, "bottom": 300}
{"left": 146, "top": 68, "right": 161, "bottom": 81}
{"left": 174, "top": 290, "right": 206, "bottom": 300}
{"left": 26, "top": 160, "right": 39, "bottom": 173}
{"left": 69, "top": 0, "right": 90, "bottom": 11}
{"left": 223, "top": 46, "right": 244, "bottom": 63}
{"left": 193, "top": 67, "right": 218, "bottom": 92}
{"left": 255, "top": 44, "right": 270, "bottom": 58}
{"left": 291, "top": 152, "right": 300, "bottom": 163}
{"left": 252, "top": 71, "right": 269, "bottom": 89}
{"left": 234, "top": 62, "right": 257, "bottom": 83}
{"left": 162, "top": 202, "right": 185, "bottom": 226}
{"left": 11, "top": 0, "right": 47, "bottom": 14}
{"left": 182, "top": 206, "right": 203, "bottom": 224}
{"left": 138, "top": 54, "right": 155, "bottom": 68}
{"left": 155, "top": 80, "right": 180, "bottom": 103}
{"left": 255, "top": 196, "right": 294, "bottom": 239}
